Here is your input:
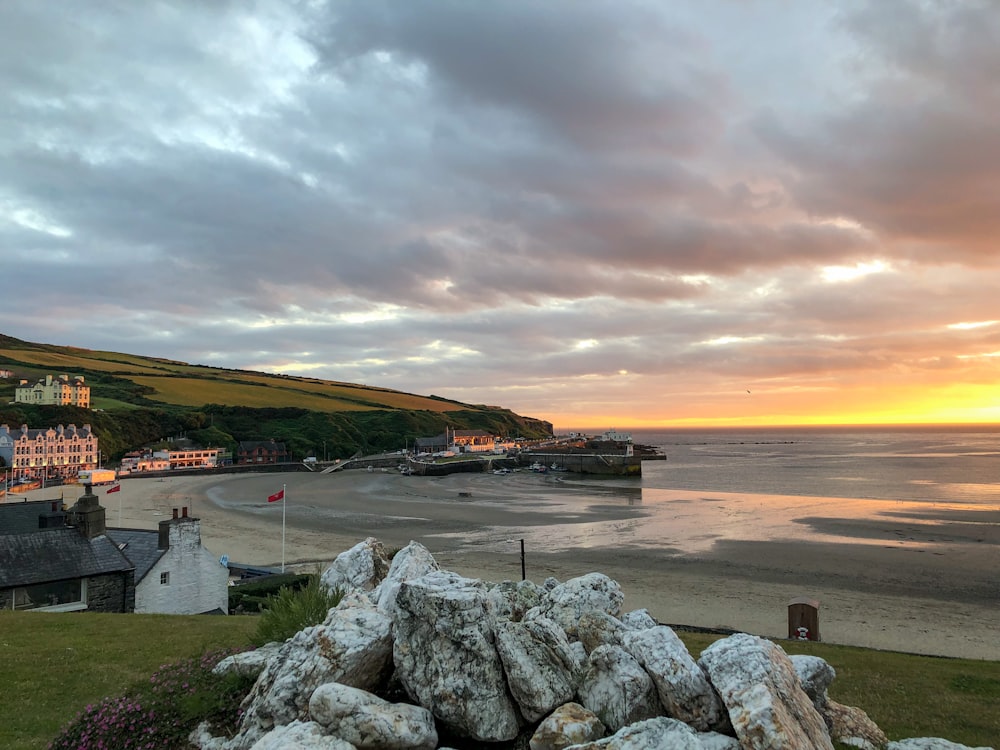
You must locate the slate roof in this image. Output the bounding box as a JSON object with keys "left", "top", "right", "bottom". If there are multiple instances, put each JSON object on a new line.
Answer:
{"left": 0, "top": 497, "right": 70, "bottom": 535}
{"left": 107, "top": 529, "right": 165, "bottom": 583}
{"left": 0, "top": 528, "right": 133, "bottom": 588}
{"left": 237, "top": 440, "right": 287, "bottom": 451}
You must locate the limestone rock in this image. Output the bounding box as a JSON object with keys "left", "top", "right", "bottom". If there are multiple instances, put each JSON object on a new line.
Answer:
{"left": 495, "top": 616, "right": 581, "bottom": 722}
{"left": 790, "top": 653, "right": 837, "bottom": 708}
{"left": 529, "top": 702, "right": 606, "bottom": 750}
{"left": 824, "top": 699, "right": 887, "bottom": 750}
{"left": 577, "top": 644, "right": 661, "bottom": 732}
{"left": 248, "top": 720, "right": 356, "bottom": 750}
{"left": 233, "top": 598, "right": 393, "bottom": 748}
{"left": 698, "top": 632, "right": 834, "bottom": 750}
{"left": 392, "top": 570, "right": 520, "bottom": 742}
{"left": 622, "top": 625, "right": 727, "bottom": 732}
{"left": 789, "top": 652, "right": 887, "bottom": 749}
{"left": 309, "top": 682, "right": 437, "bottom": 750}
{"left": 526, "top": 573, "right": 624, "bottom": 637}
{"left": 371, "top": 540, "right": 439, "bottom": 616}
{"left": 888, "top": 740, "right": 995, "bottom": 750}
{"left": 486, "top": 578, "right": 545, "bottom": 625}
{"left": 320, "top": 537, "right": 390, "bottom": 595}
{"left": 560, "top": 716, "right": 739, "bottom": 749}
{"left": 620, "top": 609, "right": 658, "bottom": 630}
{"left": 576, "top": 611, "right": 627, "bottom": 655}
{"left": 213, "top": 643, "right": 284, "bottom": 680}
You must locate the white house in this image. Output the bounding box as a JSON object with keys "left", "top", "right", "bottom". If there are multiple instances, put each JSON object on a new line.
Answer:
{"left": 110, "top": 507, "right": 228, "bottom": 615}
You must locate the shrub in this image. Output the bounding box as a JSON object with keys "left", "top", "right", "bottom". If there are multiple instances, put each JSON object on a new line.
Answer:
{"left": 251, "top": 574, "right": 344, "bottom": 646}
{"left": 49, "top": 647, "right": 255, "bottom": 750}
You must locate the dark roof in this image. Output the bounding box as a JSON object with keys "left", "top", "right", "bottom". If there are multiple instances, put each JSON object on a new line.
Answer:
{"left": 0, "top": 529, "right": 133, "bottom": 588}
{"left": 107, "top": 529, "right": 166, "bottom": 583}
{"left": 415, "top": 434, "right": 447, "bottom": 448}
{"left": 237, "top": 440, "right": 287, "bottom": 450}
{"left": 0, "top": 497, "right": 70, "bottom": 535}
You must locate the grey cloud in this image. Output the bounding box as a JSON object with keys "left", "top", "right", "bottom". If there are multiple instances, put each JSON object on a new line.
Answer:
{"left": 4, "top": 0, "right": 999, "bottom": 423}
{"left": 757, "top": 0, "right": 1000, "bottom": 258}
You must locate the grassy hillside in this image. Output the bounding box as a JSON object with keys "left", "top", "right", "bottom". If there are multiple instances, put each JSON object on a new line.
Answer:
{"left": 0, "top": 334, "right": 552, "bottom": 460}
{"left": 0, "top": 334, "right": 481, "bottom": 413}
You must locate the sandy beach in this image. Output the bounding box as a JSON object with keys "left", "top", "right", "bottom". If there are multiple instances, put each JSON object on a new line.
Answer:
{"left": 40, "top": 468, "right": 1000, "bottom": 661}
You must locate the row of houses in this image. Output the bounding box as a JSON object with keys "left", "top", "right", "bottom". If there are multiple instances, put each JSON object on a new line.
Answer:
{"left": 0, "top": 423, "right": 99, "bottom": 483}
{"left": 0, "top": 487, "right": 228, "bottom": 614}
{"left": 119, "top": 440, "right": 290, "bottom": 473}
{"left": 0, "top": 421, "right": 294, "bottom": 485}
{"left": 413, "top": 429, "right": 519, "bottom": 455}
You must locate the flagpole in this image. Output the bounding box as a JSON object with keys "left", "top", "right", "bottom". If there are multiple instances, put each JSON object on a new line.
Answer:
{"left": 281, "top": 483, "right": 286, "bottom": 573}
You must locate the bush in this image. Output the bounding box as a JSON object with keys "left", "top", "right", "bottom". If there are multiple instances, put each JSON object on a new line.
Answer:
{"left": 251, "top": 574, "right": 344, "bottom": 646}
{"left": 49, "top": 647, "right": 255, "bottom": 750}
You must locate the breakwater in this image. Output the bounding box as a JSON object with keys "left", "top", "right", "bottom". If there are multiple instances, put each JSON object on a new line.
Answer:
{"left": 518, "top": 450, "right": 642, "bottom": 476}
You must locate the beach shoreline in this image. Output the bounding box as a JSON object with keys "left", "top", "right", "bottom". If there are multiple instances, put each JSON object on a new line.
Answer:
{"left": 22, "top": 469, "right": 999, "bottom": 661}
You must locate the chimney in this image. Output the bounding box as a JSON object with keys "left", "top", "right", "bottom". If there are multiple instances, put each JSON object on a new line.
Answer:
{"left": 65, "top": 484, "right": 106, "bottom": 539}
{"left": 158, "top": 518, "right": 171, "bottom": 550}
{"left": 38, "top": 501, "right": 66, "bottom": 530}
{"left": 182, "top": 506, "right": 188, "bottom": 518}
{"left": 172, "top": 508, "right": 178, "bottom": 519}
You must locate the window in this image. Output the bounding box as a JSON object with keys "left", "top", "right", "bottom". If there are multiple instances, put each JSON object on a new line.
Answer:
{"left": 13, "top": 579, "right": 86, "bottom": 611}
{"left": 160, "top": 572, "right": 170, "bottom": 585}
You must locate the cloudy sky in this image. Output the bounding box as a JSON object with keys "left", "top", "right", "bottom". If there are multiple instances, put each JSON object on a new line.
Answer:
{"left": 4, "top": 0, "right": 1000, "bottom": 429}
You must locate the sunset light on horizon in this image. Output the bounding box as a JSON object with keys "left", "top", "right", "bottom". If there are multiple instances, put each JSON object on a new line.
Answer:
{"left": 4, "top": 1, "right": 1000, "bottom": 430}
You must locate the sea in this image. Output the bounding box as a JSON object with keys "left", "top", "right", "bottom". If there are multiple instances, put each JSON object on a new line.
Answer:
{"left": 484, "top": 425, "right": 1000, "bottom": 558}
{"left": 626, "top": 425, "right": 1000, "bottom": 505}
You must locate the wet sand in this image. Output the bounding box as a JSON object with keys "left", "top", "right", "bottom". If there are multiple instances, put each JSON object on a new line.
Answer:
{"left": 53, "top": 468, "right": 1000, "bottom": 660}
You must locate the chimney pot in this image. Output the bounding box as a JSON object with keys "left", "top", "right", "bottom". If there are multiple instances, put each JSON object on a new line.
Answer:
{"left": 172, "top": 508, "right": 178, "bottom": 519}
{"left": 182, "top": 506, "right": 188, "bottom": 518}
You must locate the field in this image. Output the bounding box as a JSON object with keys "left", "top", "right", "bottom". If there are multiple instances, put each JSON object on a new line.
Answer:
{"left": 0, "top": 339, "right": 472, "bottom": 413}
{"left": 2, "top": 612, "right": 997, "bottom": 749}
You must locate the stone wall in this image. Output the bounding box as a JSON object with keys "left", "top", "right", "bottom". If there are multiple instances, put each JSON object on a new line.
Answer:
{"left": 87, "top": 571, "right": 135, "bottom": 612}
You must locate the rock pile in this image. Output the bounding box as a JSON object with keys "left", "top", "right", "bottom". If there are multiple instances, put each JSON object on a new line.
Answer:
{"left": 192, "top": 538, "right": 992, "bottom": 750}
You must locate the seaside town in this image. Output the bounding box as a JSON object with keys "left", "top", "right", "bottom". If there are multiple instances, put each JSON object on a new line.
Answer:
{"left": 2, "top": 367, "right": 998, "bottom": 748}
{"left": 0, "top": 371, "right": 644, "bottom": 617}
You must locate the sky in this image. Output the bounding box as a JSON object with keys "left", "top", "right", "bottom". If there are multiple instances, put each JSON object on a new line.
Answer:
{"left": 3, "top": 0, "right": 1000, "bottom": 430}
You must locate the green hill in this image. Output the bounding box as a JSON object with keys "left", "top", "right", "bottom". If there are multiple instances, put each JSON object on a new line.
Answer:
{"left": 0, "top": 334, "right": 552, "bottom": 460}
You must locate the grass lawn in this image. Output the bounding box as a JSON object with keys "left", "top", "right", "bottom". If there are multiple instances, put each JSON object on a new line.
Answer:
{"left": 0, "top": 612, "right": 257, "bottom": 750}
{"left": 2, "top": 613, "right": 997, "bottom": 749}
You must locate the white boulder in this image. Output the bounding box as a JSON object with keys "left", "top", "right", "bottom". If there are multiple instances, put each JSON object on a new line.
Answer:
{"left": 392, "top": 571, "right": 521, "bottom": 741}
{"left": 699, "top": 633, "right": 834, "bottom": 750}
{"left": 577, "top": 645, "right": 661, "bottom": 732}
{"left": 622, "top": 625, "right": 727, "bottom": 732}
{"left": 320, "top": 537, "right": 390, "bottom": 595}
{"left": 495, "top": 616, "right": 582, "bottom": 721}
{"left": 309, "top": 682, "right": 437, "bottom": 750}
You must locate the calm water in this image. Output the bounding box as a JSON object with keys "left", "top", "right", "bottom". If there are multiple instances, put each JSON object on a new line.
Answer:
{"left": 470, "top": 426, "right": 1000, "bottom": 556}
{"left": 630, "top": 426, "right": 1000, "bottom": 505}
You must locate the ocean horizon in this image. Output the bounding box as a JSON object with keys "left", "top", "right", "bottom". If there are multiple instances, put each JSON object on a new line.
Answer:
{"left": 561, "top": 425, "right": 1000, "bottom": 506}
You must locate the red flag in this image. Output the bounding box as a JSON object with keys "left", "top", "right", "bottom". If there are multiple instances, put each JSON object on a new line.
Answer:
{"left": 267, "top": 489, "right": 284, "bottom": 503}
{"left": 106, "top": 484, "right": 121, "bottom": 494}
